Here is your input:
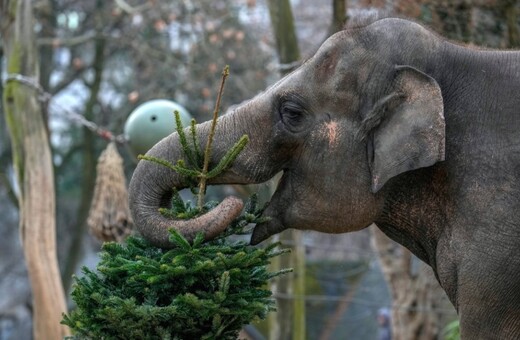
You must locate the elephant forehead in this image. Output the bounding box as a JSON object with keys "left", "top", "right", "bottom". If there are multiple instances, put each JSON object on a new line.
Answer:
{"left": 314, "top": 47, "right": 342, "bottom": 82}
{"left": 312, "top": 33, "right": 367, "bottom": 74}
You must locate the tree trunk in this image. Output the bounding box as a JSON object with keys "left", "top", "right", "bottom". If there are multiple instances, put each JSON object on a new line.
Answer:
{"left": 504, "top": 0, "right": 520, "bottom": 48}
{"left": 37, "top": 0, "right": 55, "bottom": 130}
{"left": 371, "top": 226, "right": 456, "bottom": 340}
{"left": 1, "top": 0, "right": 70, "bottom": 338}
{"left": 267, "top": 230, "right": 306, "bottom": 340}
{"left": 267, "top": 0, "right": 300, "bottom": 73}
{"left": 328, "top": 0, "right": 348, "bottom": 37}
{"left": 266, "top": 3, "right": 305, "bottom": 338}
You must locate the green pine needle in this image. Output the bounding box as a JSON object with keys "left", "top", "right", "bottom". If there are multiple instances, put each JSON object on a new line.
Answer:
{"left": 168, "top": 229, "right": 193, "bottom": 251}
{"left": 175, "top": 110, "right": 199, "bottom": 168}
{"left": 206, "top": 135, "right": 249, "bottom": 179}
{"left": 190, "top": 118, "right": 203, "bottom": 166}
{"left": 137, "top": 155, "right": 177, "bottom": 172}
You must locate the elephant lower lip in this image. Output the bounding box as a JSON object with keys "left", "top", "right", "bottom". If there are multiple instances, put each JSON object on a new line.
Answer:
{"left": 250, "top": 225, "right": 269, "bottom": 245}
{"left": 250, "top": 214, "right": 286, "bottom": 245}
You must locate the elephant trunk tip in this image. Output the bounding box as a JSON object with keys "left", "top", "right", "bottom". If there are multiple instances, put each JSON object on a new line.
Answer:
{"left": 135, "top": 196, "right": 245, "bottom": 249}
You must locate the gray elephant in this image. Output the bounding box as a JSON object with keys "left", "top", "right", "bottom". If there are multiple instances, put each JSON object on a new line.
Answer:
{"left": 129, "top": 18, "right": 520, "bottom": 338}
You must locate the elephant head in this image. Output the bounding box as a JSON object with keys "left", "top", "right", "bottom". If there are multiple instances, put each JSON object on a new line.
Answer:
{"left": 128, "top": 18, "right": 445, "bottom": 248}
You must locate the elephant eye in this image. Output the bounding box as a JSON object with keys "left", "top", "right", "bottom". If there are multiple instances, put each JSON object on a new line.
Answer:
{"left": 279, "top": 100, "right": 306, "bottom": 132}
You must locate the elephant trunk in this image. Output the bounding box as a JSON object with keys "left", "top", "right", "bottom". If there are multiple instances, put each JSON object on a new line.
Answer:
{"left": 128, "top": 117, "right": 245, "bottom": 248}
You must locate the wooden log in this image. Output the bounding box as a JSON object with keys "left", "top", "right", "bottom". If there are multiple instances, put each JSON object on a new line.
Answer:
{"left": 2, "top": 0, "right": 70, "bottom": 338}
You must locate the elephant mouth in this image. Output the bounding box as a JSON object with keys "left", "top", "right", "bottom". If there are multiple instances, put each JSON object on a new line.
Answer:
{"left": 250, "top": 215, "right": 285, "bottom": 245}
{"left": 250, "top": 172, "right": 291, "bottom": 245}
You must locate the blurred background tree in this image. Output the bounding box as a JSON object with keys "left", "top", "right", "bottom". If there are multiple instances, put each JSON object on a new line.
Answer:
{"left": 0, "top": 0, "right": 518, "bottom": 339}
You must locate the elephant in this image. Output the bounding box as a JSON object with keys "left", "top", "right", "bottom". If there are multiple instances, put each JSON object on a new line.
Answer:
{"left": 129, "top": 18, "right": 520, "bottom": 338}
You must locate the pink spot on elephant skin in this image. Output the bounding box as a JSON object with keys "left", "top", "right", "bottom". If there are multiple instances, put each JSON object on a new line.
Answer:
{"left": 324, "top": 120, "right": 339, "bottom": 148}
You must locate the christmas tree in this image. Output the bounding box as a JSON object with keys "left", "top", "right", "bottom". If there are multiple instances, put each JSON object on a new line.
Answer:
{"left": 62, "top": 66, "right": 290, "bottom": 339}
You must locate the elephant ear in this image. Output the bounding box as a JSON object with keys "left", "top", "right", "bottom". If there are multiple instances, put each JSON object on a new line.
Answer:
{"left": 366, "top": 65, "right": 445, "bottom": 193}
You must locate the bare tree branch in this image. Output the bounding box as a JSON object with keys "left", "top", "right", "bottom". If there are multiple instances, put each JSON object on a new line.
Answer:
{"left": 38, "top": 31, "right": 96, "bottom": 47}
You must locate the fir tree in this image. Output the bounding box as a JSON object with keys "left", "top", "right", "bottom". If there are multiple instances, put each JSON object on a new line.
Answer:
{"left": 62, "top": 66, "right": 291, "bottom": 339}
{"left": 62, "top": 219, "right": 290, "bottom": 339}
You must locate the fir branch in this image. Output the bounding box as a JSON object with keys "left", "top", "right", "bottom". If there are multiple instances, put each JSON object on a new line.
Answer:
{"left": 206, "top": 135, "right": 249, "bottom": 179}
{"left": 198, "top": 65, "right": 230, "bottom": 209}
{"left": 218, "top": 271, "right": 231, "bottom": 296}
{"left": 268, "top": 268, "right": 294, "bottom": 279}
{"left": 244, "top": 193, "right": 258, "bottom": 214}
{"left": 168, "top": 229, "right": 192, "bottom": 251}
{"left": 173, "top": 160, "right": 202, "bottom": 178}
{"left": 138, "top": 156, "right": 203, "bottom": 182}
{"left": 137, "top": 155, "right": 177, "bottom": 172}
{"left": 175, "top": 110, "right": 199, "bottom": 168}
{"left": 170, "top": 190, "right": 188, "bottom": 215}
{"left": 190, "top": 118, "right": 203, "bottom": 166}
{"left": 192, "top": 232, "right": 205, "bottom": 248}
{"left": 157, "top": 208, "right": 176, "bottom": 219}
{"left": 159, "top": 190, "right": 219, "bottom": 220}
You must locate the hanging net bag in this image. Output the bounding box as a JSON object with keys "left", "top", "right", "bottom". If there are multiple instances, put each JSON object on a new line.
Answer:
{"left": 87, "top": 142, "right": 133, "bottom": 242}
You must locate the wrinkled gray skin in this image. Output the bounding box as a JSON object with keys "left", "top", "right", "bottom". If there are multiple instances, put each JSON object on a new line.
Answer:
{"left": 129, "top": 18, "right": 520, "bottom": 338}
